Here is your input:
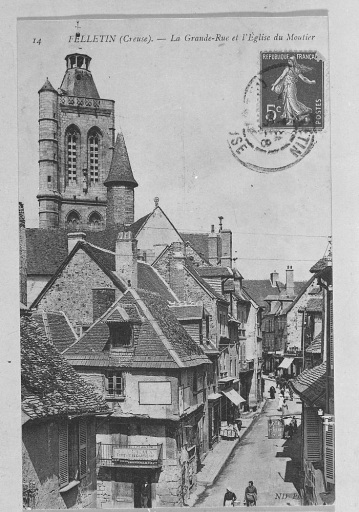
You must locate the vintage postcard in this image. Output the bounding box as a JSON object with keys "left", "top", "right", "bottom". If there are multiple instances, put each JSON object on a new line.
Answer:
{"left": 16, "top": 12, "right": 335, "bottom": 511}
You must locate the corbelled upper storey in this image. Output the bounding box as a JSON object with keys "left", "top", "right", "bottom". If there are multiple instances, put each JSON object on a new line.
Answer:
{"left": 59, "top": 53, "right": 100, "bottom": 98}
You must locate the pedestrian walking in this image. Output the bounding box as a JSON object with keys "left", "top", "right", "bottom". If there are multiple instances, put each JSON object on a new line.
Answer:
{"left": 282, "top": 399, "right": 289, "bottom": 415}
{"left": 284, "top": 388, "right": 290, "bottom": 401}
{"left": 290, "top": 416, "right": 298, "bottom": 434}
{"left": 269, "top": 386, "right": 276, "bottom": 399}
{"left": 223, "top": 487, "right": 236, "bottom": 506}
{"left": 279, "top": 387, "right": 285, "bottom": 398}
{"left": 244, "top": 481, "right": 257, "bottom": 506}
{"left": 277, "top": 395, "right": 284, "bottom": 412}
{"left": 275, "top": 375, "right": 280, "bottom": 388}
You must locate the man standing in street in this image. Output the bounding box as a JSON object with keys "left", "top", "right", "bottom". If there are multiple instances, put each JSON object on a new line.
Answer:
{"left": 244, "top": 481, "right": 258, "bottom": 506}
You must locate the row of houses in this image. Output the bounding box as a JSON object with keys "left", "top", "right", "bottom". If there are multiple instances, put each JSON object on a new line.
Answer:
{"left": 19, "top": 51, "right": 267, "bottom": 509}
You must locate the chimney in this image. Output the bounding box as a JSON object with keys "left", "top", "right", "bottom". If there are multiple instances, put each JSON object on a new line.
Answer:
{"left": 169, "top": 242, "right": 186, "bottom": 301}
{"left": 115, "top": 231, "right": 138, "bottom": 289}
{"left": 270, "top": 270, "right": 279, "bottom": 287}
{"left": 219, "top": 229, "right": 232, "bottom": 268}
{"left": 208, "top": 225, "right": 219, "bottom": 265}
{"left": 286, "top": 265, "right": 294, "bottom": 296}
{"left": 19, "top": 202, "right": 27, "bottom": 306}
{"left": 67, "top": 232, "right": 86, "bottom": 253}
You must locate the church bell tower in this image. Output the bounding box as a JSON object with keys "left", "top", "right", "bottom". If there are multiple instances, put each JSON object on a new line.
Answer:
{"left": 37, "top": 53, "right": 116, "bottom": 230}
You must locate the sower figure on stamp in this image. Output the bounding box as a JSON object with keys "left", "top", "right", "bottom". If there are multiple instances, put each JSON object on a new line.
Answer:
{"left": 271, "top": 55, "right": 316, "bottom": 125}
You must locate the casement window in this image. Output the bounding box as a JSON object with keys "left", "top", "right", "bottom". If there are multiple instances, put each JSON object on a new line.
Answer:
{"left": 88, "top": 130, "right": 100, "bottom": 183}
{"left": 58, "top": 419, "right": 88, "bottom": 489}
{"left": 106, "top": 371, "right": 124, "bottom": 397}
{"left": 66, "top": 128, "right": 79, "bottom": 183}
{"left": 324, "top": 423, "right": 335, "bottom": 484}
{"left": 109, "top": 322, "right": 132, "bottom": 347}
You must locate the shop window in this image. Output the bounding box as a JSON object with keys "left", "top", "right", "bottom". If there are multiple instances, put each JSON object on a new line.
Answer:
{"left": 106, "top": 371, "right": 124, "bottom": 397}
{"left": 59, "top": 419, "right": 87, "bottom": 490}
{"left": 109, "top": 322, "right": 132, "bottom": 347}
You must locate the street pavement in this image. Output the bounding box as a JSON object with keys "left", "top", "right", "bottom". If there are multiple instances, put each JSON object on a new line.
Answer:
{"left": 192, "top": 378, "right": 303, "bottom": 507}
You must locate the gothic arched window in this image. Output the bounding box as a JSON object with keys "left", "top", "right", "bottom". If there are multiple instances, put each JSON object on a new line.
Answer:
{"left": 88, "top": 211, "right": 103, "bottom": 231}
{"left": 66, "top": 211, "right": 80, "bottom": 229}
{"left": 66, "top": 126, "right": 80, "bottom": 183}
{"left": 88, "top": 128, "right": 101, "bottom": 183}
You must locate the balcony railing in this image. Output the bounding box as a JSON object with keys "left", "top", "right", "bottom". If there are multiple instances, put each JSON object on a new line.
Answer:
{"left": 97, "top": 443, "right": 163, "bottom": 468}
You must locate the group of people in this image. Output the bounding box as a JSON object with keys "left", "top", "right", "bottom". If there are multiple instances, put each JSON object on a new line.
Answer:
{"left": 282, "top": 416, "right": 298, "bottom": 440}
{"left": 223, "top": 482, "right": 258, "bottom": 507}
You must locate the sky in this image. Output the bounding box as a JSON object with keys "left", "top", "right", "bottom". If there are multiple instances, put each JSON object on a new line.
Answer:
{"left": 17, "top": 16, "right": 331, "bottom": 281}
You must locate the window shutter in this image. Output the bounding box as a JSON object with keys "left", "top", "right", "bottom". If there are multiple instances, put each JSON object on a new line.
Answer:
{"left": 305, "top": 407, "right": 321, "bottom": 462}
{"left": 329, "top": 298, "right": 334, "bottom": 372}
{"left": 79, "top": 419, "right": 87, "bottom": 478}
{"left": 324, "top": 423, "right": 335, "bottom": 484}
{"left": 59, "top": 421, "right": 69, "bottom": 487}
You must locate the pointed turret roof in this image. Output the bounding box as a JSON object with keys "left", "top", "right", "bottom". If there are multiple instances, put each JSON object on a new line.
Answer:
{"left": 104, "top": 132, "right": 138, "bottom": 187}
{"left": 38, "top": 78, "right": 57, "bottom": 94}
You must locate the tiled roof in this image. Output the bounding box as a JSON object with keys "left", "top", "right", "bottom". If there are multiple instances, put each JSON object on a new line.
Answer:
{"left": 306, "top": 332, "right": 322, "bottom": 354}
{"left": 180, "top": 233, "right": 210, "bottom": 261}
{"left": 64, "top": 289, "right": 210, "bottom": 369}
{"left": 104, "top": 133, "right": 138, "bottom": 187}
{"left": 170, "top": 304, "right": 204, "bottom": 320}
{"left": 306, "top": 298, "right": 323, "bottom": 313}
{"left": 197, "top": 266, "right": 233, "bottom": 278}
{"left": 310, "top": 257, "right": 331, "bottom": 273}
{"left": 185, "top": 260, "right": 228, "bottom": 302}
{"left": 138, "top": 261, "right": 177, "bottom": 303}
{"left": 21, "top": 315, "right": 109, "bottom": 420}
{"left": 31, "top": 311, "right": 77, "bottom": 353}
{"left": 290, "top": 362, "right": 326, "bottom": 408}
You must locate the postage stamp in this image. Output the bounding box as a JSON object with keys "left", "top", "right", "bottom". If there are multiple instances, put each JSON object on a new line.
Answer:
{"left": 260, "top": 51, "right": 324, "bottom": 130}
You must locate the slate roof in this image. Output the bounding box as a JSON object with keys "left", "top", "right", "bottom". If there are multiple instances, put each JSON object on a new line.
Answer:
{"left": 180, "top": 233, "right": 210, "bottom": 262}
{"left": 290, "top": 362, "right": 326, "bottom": 408}
{"left": 310, "top": 257, "right": 331, "bottom": 273}
{"left": 138, "top": 261, "right": 177, "bottom": 302}
{"left": 306, "top": 332, "right": 322, "bottom": 354}
{"left": 170, "top": 304, "right": 205, "bottom": 320}
{"left": 104, "top": 133, "right": 138, "bottom": 187}
{"left": 21, "top": 315, "right": 109, "bottom": 420}
{"left": 128, "top": 213, "right": 152, "bottom": 237}
{"left": 243, "top": 279, "right": 307, "bottom": 310}
{"left": 59, "top": 64, "right": 100, "bottom": 98}
{"left": 64, "top": 289, "right": 210, "bottom": 369}
{"left": 38, "top": 78, "right": 57, "bottom": 94}
{"left": 197, "top": 266, "right": 233, "bottom": 278}
{"left": 306, "top": 298, "right": 323, "bottom": 313}
{"left": 185, "top": 260, "right": 228, "bottom": 302}
{"left": 31, "top": 311, "right": 77, "bottom": 353}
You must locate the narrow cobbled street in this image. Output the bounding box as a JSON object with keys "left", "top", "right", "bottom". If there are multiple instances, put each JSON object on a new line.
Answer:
{"left": 194, "top": 384, "right": 302, "bottom": 507}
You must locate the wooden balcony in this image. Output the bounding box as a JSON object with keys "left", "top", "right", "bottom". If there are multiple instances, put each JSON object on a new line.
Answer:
{"left": 97, "top": 443, "right": 163, "bottom": 468}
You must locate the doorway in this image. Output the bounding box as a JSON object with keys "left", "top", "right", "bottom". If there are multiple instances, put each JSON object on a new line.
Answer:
{"left": 134, "top": 474, "right": 152, "bottom": 508}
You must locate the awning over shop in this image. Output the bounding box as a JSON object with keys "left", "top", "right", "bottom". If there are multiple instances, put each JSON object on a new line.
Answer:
{"left": 278, "top": 357, "right": 295, "bottom": 369}
{"left": 208, "top": 392, "right": 222, "bottom": 401}
{"left": 222, "top": 389, "right": 246, "bottom": 406}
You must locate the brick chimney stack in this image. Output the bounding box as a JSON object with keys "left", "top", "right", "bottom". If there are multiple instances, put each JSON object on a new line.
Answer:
{"left": 67, "top": 232, "right": 86, "bottom": 253}
{"left": 115, "top": 231, "right": 138, "bottom": 289}
{"left": 286, "top": 265, "right": 294, "bottom": 296}
{"left": 208, "top": 225, "right": 219, "bottom": 265}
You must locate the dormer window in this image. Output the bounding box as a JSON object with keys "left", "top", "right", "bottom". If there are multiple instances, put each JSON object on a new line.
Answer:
{"left": 109, "top": 322, "right": 132, "bottom": 347}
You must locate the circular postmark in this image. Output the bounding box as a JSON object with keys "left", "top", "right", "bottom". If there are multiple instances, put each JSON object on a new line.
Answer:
{"left": 228, "top": 52, "right": 325, "bottom": 173}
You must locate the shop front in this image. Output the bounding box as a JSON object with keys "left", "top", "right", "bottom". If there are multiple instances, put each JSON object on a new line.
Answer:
{"left": 207, "top": 393, "right": 221, "bottom": 448}
{"left": 97, "top": 443, "right": 163, "bottom": 508}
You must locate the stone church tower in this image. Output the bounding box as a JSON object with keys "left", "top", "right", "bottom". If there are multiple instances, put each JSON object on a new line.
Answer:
{"left": 37, "top": 53, "right": 136, "bottom": 230}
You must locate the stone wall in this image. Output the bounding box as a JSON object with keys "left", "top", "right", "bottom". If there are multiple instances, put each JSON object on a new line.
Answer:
{"left": 22, "top": 418, "right": 97, "bottom": 509}
{"left": 36, "top": 247, "right": 121, "bottom": 329}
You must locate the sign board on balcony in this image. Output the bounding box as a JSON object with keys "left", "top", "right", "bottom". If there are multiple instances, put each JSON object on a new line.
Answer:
{"left": 112, "top": 447, "right": 158, "bottom": 461}
{"left": 267, "top": 418, "right": 284, "bottom": 439}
